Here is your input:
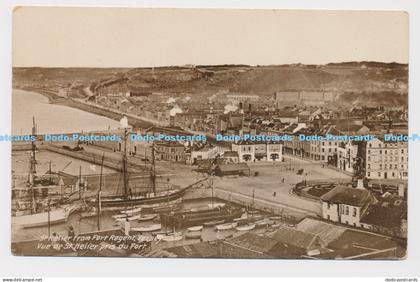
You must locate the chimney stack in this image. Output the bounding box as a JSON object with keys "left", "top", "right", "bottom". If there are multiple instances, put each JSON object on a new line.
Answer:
{"left": 356, "top": 179, "right": 364, "bottom": 189}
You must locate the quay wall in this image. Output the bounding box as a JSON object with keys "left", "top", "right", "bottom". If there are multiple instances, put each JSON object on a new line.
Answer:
{"left": 185, "top": 187, "right": 314, "bottom": 222}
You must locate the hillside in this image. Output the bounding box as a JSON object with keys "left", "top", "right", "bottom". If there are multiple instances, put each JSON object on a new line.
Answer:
{"left": 13, "top": 62, "right": 408, "bottom": 107}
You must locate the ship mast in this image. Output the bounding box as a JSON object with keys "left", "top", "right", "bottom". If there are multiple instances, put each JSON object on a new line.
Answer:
{"left": 150, "top": 141, "right": 156, "bottom": 196}
{"left": 97, "top": 152, "right": 104, "bottom": 231}
{"left": 122, "top": 127, "right": 129, "bottom": 198}
{"left": 29, "top": 116, "right": 37, "bottom": 214}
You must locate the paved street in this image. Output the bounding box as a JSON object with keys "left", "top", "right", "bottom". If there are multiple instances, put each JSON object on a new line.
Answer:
{"left": 213, "top": 156, "right": 351, "bottom": 216}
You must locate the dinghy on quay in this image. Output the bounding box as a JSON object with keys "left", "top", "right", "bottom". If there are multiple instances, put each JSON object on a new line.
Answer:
{"left": 187, "top": 225, "right": 203, "bottom": 232}
{"left": 215, "top": 222, "right": 237, "bottom": 231}
{"left": 235, "top": 223, "right": 256, "bottom": 231}
{"left": 131, "top": 223, "right": 162, "bottom": 232}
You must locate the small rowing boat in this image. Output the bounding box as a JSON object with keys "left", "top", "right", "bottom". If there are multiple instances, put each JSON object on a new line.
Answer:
{"left": 235, "top": 223, "right": 255, "bottom": 231}
{"left": 185, "top": 231, "right": 202, "bottom": 240}
{"left": 115, "top": 215, "right": 140, "bottom": 222}
{"left": 131, "top": 223, "right": 162, "bottom": 232}
{"left": 112, "top": 214, "right": 127, "bottom": 219}
{"left": 121, "top": 207, "right": 142, "bottom": 215}
{"left": 255, "top": 219, "right": 274, "bottom": 227}
{"left": 187, "top": 225, "right": 203, "bottom": 232}
{"left": 207, "top": 203, "right": 225, "bottom": 209}
{"left": 215, "top": 222, "right": 237, "bottom": 231}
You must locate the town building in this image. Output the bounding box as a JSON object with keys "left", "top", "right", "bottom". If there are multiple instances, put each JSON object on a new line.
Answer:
{"left": 154, "top": 142, "right": 186, "bottom": 162}
{"left": 223, "top": 151, "right": 240, "bottom": 164}
{"left": 364, "top": 138, "right": 408, "bottom": 180}
{"left": 320, "top": 181, "right": 376, "bottom": 227}
{"left": 226, "top": 94, "right": 260, "bottom": 105}
{"left": 360, "top": 195, "right": 407, "bottom": 238}
{"left": 190, "top": 145, "right": 222, "bottom": 165}
{"left": 231, "top": 141, "right": 282, "bottom": 162}
{"left": 335, "top": 141, "right": 359, "bottom": 174}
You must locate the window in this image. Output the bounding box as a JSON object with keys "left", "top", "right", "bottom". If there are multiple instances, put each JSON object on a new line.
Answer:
{"left": 378, "top": 172, "right": 381, "bottom": 177}
{"left": 345, "top": 206, "right": 349, "bottom": 215}
{"left": 353, "top": 207, "right": 357, "bottom": 217}
{"left": 367, "top": 172, "right": 371, "bottom": 177}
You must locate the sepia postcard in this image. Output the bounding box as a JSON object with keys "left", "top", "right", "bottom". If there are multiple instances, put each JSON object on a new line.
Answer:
{"left": 11, "top": 7, "right": 408, "bottom": 259}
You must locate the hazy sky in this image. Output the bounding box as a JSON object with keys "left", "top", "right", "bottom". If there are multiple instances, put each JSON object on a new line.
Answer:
{"left": 13, "top": 7, "right": 408, "bottom": 67}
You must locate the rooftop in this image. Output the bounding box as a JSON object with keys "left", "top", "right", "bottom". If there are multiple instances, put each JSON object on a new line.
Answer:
{"left": 270, "top": 226, "right": 325, "bottom": 251}
{"left": 321, "top": 186, "right": 375, "bottom": 207}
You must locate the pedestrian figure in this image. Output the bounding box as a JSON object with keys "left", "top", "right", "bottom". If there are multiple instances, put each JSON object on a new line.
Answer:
{"left": 68, "top": 226, "right": 75, "bottom": 237}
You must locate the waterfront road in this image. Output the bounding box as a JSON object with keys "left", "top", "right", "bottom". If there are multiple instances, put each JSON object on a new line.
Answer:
{"left": 213, "top": 156, "right": 351, "bottom": 217}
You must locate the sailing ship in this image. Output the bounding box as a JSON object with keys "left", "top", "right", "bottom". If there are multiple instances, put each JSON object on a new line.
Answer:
{"left": 89, "top": 117, "right": 187, "bottom": 210}
{"left": 12, "top": 117, "right": 82, "bottom": 228}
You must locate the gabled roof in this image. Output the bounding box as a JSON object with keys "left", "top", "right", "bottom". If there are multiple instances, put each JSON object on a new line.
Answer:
{"left": 361, "top": 199, "right": 407, "bottom": 228}
{"left": 321, "top": 186, "right": 375, "bottom": 207}
{"left": 270, "top": 226, "right": 324, "bottom": 251}
{"left": 227, "top": 233, "right": 278, "bottom": 254}
{"left": 165, "top": 242, "right": 218, "bottom": 258}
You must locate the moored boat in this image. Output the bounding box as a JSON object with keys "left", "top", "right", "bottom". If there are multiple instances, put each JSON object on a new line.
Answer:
{"left": 121, "top": 207, "right": 142, "bottom": 215}
{"left": 185, "top": 231, "right": 202, "bottom": 240}
{"left": 12, "top": 204, "right": 81, "bottom": 228}
{"left": 215, "top": 222, "right": 237, "bottom": 231}
{"left": 187, "top": 225, "right": 203, "bottom": 232}
{"left": 204, "top": 219, "right": 225, "bottom": 227}
{"left": 115, "top": 215, "right": 140, "bottom": 222}
{"left": 235, "top": 223, "right": 256, "bottom": 231}
{"left": 132, "top": 223, "right": 162, "bottom": 232}
{"left": 207, "top": 203, "right": 225, "bottom": 209}
{"left": 112, "top": 214, "right": 127, "bottom": 219}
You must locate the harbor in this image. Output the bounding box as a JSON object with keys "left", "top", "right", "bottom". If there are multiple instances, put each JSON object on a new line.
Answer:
{"left": 10, "top": 87, "right": 407, "bottom": 259}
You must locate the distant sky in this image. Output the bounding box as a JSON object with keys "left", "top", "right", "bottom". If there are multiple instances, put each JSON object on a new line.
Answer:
{"left": 13, "top": 7, "right": 408, "bottom": 67}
